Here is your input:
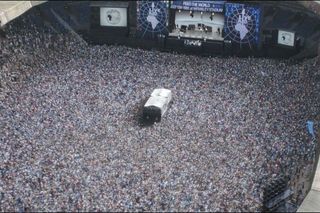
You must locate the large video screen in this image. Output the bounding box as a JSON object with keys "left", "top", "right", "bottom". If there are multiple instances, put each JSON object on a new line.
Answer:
{"left": 136, "top": 1, "right": 169, "bottom": 39}
{"left": 100, "top": 7, "right": 127, "bottom": 27}
{"left": 224, "top": 3, "right": 261, "bottom": 47}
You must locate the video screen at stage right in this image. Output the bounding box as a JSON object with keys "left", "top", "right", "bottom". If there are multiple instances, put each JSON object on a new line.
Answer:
{"left": 223, "top": 3, "right": 261, "bottom": 48}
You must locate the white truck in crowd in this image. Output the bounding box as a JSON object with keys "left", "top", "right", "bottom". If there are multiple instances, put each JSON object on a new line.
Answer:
{"left": 143, "top": 88, "right": 172, "bottom": 123}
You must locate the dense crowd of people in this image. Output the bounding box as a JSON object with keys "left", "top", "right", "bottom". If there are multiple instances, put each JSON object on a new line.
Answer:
{"left": 0, "top": 10, "right": 319, "bottom": 212}
{"left": 300, "top": 1, "right": 320, "bottom": 17}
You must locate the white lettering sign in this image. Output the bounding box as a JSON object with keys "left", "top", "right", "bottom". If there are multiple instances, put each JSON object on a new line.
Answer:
{"left": 184, "top": 39, "right": 202, "bottom": 47}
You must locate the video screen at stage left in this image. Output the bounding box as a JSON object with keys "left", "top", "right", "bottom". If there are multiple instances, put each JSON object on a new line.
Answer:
{"left": 169, "top": 1, "right": 225, "bottom": 41}
{"left": 136, "top": 1, "right": 170, "bottom": 40}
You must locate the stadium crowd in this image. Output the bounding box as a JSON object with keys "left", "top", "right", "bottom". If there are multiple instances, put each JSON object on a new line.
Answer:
{"left": 300, "top": 1, "right": 320, "bottom": 16}
{"left": 0, "top": 11, "right": 319, "bottom": 212}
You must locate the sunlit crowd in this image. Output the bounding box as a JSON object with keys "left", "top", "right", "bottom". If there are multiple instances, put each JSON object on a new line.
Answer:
{"left": 0, "top": 11, "right": 319, "bottom": 212}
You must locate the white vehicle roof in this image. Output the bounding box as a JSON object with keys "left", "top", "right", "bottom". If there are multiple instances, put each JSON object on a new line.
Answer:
{"left": 151, "top": 88, "right": 172, "bottom": 98}
{"left": 144, "top": 88, "right": 172, "bottom": 116}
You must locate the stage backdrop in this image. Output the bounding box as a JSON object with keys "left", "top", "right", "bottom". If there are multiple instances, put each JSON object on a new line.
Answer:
{"left": 224, "top": 3, "right": 261, "bottom": 49}
{"left": 170, "top": 0, "right": 225, "bottom": 12}
{"left": 136, "top": 1, "right": 169, "bottom": 39}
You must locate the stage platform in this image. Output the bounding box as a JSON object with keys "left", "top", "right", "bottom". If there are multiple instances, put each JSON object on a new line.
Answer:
{"left": 169, "top": 28, "right": 224, "bottom": 41}
{"left": 0, "top": 1, "right": 46, "bottom": 27}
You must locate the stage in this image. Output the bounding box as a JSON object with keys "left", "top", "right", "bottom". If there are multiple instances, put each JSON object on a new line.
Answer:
{"left": 169, "top": 28, "right": 224, "bottom": 41}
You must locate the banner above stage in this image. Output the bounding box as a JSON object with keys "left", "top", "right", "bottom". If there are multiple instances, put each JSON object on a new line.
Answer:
{"left": 170, "top": 0, "right": 225, "bottom": 13}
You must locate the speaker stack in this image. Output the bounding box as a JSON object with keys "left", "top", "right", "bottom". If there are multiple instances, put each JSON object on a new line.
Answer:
{"left": 157, "top": 34, "right": 166, "bottom": 49}
{"left": 223, "top": 40, "right": 232, "bottom": 56}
